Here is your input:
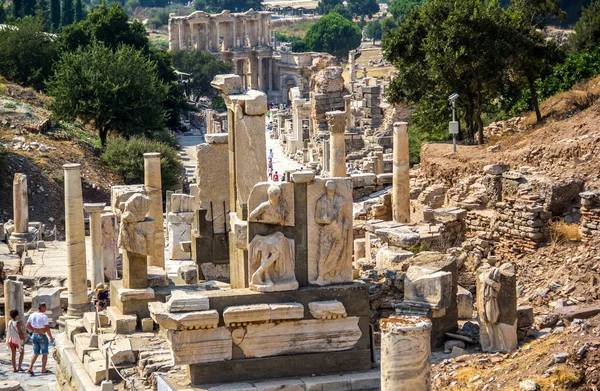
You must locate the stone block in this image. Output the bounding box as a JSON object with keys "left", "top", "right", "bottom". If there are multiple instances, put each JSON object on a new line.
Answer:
{"left": 269, "top": 303, "right": 304, "bottom": 321}
{"left": 308, "top": 300, "right": 347, "bottom": 319}
{"left": 147, "top": 266, "right": 169, "bottom": 287}
{"left": 74, "top": 333, "right": 98, "bottom": 362}
{"left": 224, "top": 304, "right": 271, "bottom": 326}
{"left": 32, "top": 287, "right": 61, "bottom": 325}
{"left": 291, "top": 171, "right": 315, "bottom": 184}
{"left": 141, "top": 318, "right": 154, "bottom": 332}
{"left": 375, "top": 247, "right": 413, "bottom": 269}
{"left": 234, "top": 318, "right": 361, "bottom": 359}
{"left": 149, "top": 302, "right": 219, "bottom": 330}
{"left": 103, "top": 338, "right": 135, "bottom": 366}
{"left": 164, "top": 327, "right": 232, "bottom": 365}
{"left": 254, "top": 379, "right": 305, "bottom": 391}
{"left": 377, "top": 173, "right": 393, "bottom": 185}
{"left": 178, "top": 265, "right": 198, "bottom": 285}
{"left": 196, "top": 142, "right": 230, "bottom": 234}
{"left": 86, "top": 358, "right": 106, "bottom": 385}
{"left": 404, "top": 267, "right": 453, "bottom": 309}
{"left": 375, "top": 227, "right": 420, "bottom": 248}
{"left": 457, "top": 285, "right": 473, "bottom": 319}
{"left": 351, "top": 173, "right": 377, "bottom": 188}
{"left": 211, "top": 74, "right": 243, "bottom": 95}
{"left": 106, "top": 306, "right": 136, "bottom": 334}
{"left": 517, "top": 306, "right": 534, "bottom": 328}
{"left": 83, "top": 312, "right": 109, "bottom": 334}
{"left": 205, "top": 133, "right": 229, "bottom": 144}
{"left": 166, "top": 290, "right": 210, "bottom": 313}
{"left": 117, "top": 287, "right": 155, "bottom": 302}
{"left": 483, "top": 164, "right": 510, "bottom": 176}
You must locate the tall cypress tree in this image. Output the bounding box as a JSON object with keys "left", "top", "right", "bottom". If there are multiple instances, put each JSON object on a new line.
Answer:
{"left": 37, "top": 0, "right": 50, "bottom": 28}
{"left": 50, "top": 0, "right": 60, "bottom": 30}
{"left": 23, "top": 0, "right": 36, "bottom": 16}
{"left": 13, "top": 0, "right": 23, "bottom": 18}
{"left": 74, "top": 0, "right": 83, "bottom": 21}
{"left": 60, "top": 0, "right": 73, "bottom": 26}
{"left": 0, "top": 0, "right": 6, "bottom": 23}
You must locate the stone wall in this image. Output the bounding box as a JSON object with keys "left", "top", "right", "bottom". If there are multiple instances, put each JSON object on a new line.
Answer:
{"left": 580, "top": 190, "right": 600, "bottom": 237}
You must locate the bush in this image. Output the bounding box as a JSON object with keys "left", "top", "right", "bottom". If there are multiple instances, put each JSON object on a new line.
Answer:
{"left": 548, "top": 220, "right": 582, "bottom": 247}
{"left": 102, "top": 136, "right": 182, "bottom": 193}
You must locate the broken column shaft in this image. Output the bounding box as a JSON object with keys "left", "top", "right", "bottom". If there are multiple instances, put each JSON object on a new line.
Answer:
{"left": 327, "top": 110, "right": 347, "bottom": 178}
{"left": 9, "top": 173, "right": 31, "bottom": 246}
{"left": 392, "top": 122, "right": 410, "bottom": 223}
{"left": 64, "top": 163, "right": 88, "bottom": 317}
{"left": 380, "top": 316, "right": 432, "bottom": 391}
{"left": 144, "top": 153, "right": 165, "bottom": 268}
{"left": 84, "top": 203, "right": 106, "bottom": 290}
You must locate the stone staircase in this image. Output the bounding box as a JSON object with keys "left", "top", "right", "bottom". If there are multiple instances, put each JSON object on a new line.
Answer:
{"left": 55, "top": 306, "right": 161, "bottom": 390}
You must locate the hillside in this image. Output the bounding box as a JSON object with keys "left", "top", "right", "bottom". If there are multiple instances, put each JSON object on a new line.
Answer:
{"left": 419, "top": 75, "right": 600, "bottom": 189}
{"left": 0, "top": 80, "right": 122, "bottom": 239}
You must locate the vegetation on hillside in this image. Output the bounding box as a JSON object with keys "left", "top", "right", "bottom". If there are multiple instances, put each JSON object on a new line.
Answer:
{"left": 293, "top": 12, "right": 362, "bottom": 58}
{"left": 383, "top": 0, "right": 600, "bottom": 150}
{"left": 171, "top": 50, "right": 232, "bottom": 101}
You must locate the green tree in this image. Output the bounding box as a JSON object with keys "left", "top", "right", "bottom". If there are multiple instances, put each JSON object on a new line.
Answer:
{"left": 0, "top": 17, "right": 59, "bottom": 90}
{"left": 13, "top": 0, "right": 23, "bottom": 18}
{"left": 570, "top": 0, "right": 600, "bottom": 52}
{"left": 347, "top": 0, "right": 378, "bottom": 17}
{"left": 303, "top": 12, "right": 362, "bottom": 58}
{"left": 36, "top": 0, "right": 50, "bottom": 28}
{"left": 383, "top": 0, "right": 513, "bottom": 144}
{"left": 23, "top": 0, "right": 36, "bottom": 16}
{"left": 331, "top": 3, "right": 352, "bottom": 20}
{"left": 364, "top": 20, "right": 383, "bottom": 40}
{"left": 50, "top": 0, "right": 60, "bottom": 29}
{"left": 388, "top": 0, "right": 421, "bottom": 22}
{"left": 171, "top": 49, "right": 233, "bottom": 99}
{"left": 60, "top": 0, "right": 73, "bottom": 25}
{"left": 74, "top": 0, "right": 83, "bottom": 22}
{"left": 102, "top": 136, "right": 182, "bottom": 192}
{"left": 316, "top": 0, "right": 340, "bottom": 15}
{"left": 0, "top": 0, "right": 7, "bottom": 23}
{"left": 47, "top": 43, "right": 169, "bottom": 146}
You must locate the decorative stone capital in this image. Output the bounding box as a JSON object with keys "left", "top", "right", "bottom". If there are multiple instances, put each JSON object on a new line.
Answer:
{"left": 211, "top": 74, "right": 243, "bottom": 95}
{"left": 326, "top": 110, "right": 346, "bottom": 134}
{"left": 63, "top": 163, "right": 81, "bottom": 171}
{"left": 83, "top": 203, "right": 106, "bottom": 214}
{"left": 143, "top": 152, "right": 160, "bottom": 160}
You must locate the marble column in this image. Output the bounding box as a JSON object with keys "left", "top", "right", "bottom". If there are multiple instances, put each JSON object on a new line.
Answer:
{"left": 9, "top": 173, "right": 31, "bottom": 245}
{"left": 326, "top": 110, "right": 347, "bottom": 178}
{"left": 380, "top": 316, "right": 432, "bottom": 391}
{"left": 323, "top": 139, "right": 330, "bottom": 173}
{"left": 268, "top": 58, "right": 273, "bottom": 93}
{"left": 64, "top": 163, "right": 88, "bottom": 317}
{"left": 392, "top": 122, "right": 410, "bottom": 223}
{"left": 344, "top": 95, "right": 352, "bottom": 130}
{"left": 144, "top": 153, "right": 165, "bottom": 268}
{"left": 257, "top": 56, "right": 263, "bottom": 91}
{"left": 84, "top": 203, "right": 105, "bottom": 290}
{"left": 233, "top": 19, "right": 237, "bottom": 47}
{"left": 215, "top": 21, "right": 220, "bottom": 51}
{"left": 4, "top": 280, "right": 25, "bottom": 337}
{"left": 374, "top": 147, "right": 384, "bottom": 175}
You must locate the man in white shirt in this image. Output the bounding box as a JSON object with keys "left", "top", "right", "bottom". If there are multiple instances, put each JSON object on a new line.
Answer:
{"left": 26, "top": 302, "right": 54, "bottom": 376}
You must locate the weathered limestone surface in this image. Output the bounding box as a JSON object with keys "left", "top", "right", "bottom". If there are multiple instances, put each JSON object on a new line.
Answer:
{"left": 196, "top": 135, "right": 230, "bottom": 234}
{"left": 393, "top": 122, "right": 410, "bottom": 223}
{"left": 101, "top": 212, "right": 118, "bottom": 280}
{"left": 33, "top": 287, "right": 61, "bottom": 326}
{"left": 404, "top": 268, "right": 453, "bottom": 309}
{"left": 165, "top": 327, "right": 233, "bottom": 365}
{"left": 308, "top": 300, "right": 347, "bottom": 319}
{"left": 144, "top": 153, "right": 165, "bottom": 268}
{"left": 4, "top": 280, "right": 25, "bottom": 334}
{"left": 118, "top": 194, "right": 155, "bottom": 257}
{"left": 84, "top": 203, "right": 106, "bottom": 291}
{"left": 327, "top": 111, "right": 347, "bottom": 178}
{"left": 307, "top": 178, "right": 353, "bottom": 285}
{"left": 477, "top": 263, "right": 517, "bottom": 353}
{"left": 248, "top": 183, "right": 295, "bottom": 226}
{"left": 168, "top": 209, "right": 195, "bottom": 260}
{"left": 380, "top": 316, "right": 432, "bottom": 391}
{"left": 64, "top": 163, "right": 89, "bottom": 317}
{"left": 248, "top": 232, "right": 298, "bottom": 292}
{"left": 167, "top": 291, "right": 210, "bottom": 313}
{"left": 110, "top": 185, "right": 145, "bottom": 218}
{"left": 9, "top": 173, "right": 31, "bottom": 245}
{"left": 149, "top": 302, "right": 219, "bottom": 330}
{"left": 234, "top": 317, "right": 361, "bottom": 358}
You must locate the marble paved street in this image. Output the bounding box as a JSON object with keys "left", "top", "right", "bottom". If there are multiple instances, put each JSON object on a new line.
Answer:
{"left": 265, "top": 130, "right": 302, "bottom": 176}
{"left": 0, "top": 341, "right": 56, "bottom": 390}
{"left": 178, "top": 129, "right": 204, "bottom": 181}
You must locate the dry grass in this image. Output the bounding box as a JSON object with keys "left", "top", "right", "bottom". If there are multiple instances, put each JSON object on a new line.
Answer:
{"left": 535, "top": 367, "right": 583, "bottom": 390}
{"left": 548, "top": 220, "right": 583, "bottom": 247}
{"left": 522, "top": 75, "right": 600, "bottom": 127}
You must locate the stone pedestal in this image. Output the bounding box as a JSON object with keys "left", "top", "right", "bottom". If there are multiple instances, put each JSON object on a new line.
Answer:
{"left": 4, "top": 280, "right": 25, "bottom": 335}
{"left": 327, "top": 111, "right": 347, "bottom": 178}
{"left": 9, "top": 174, "right": 32, "bottom": 246}
{"left": 344, "top": 95, "right": 352, "bottom": 130}
{"left": 84, "top": 203, "right": 106, "bottom": 290}
{"left": 392, "top": 122, "right": 410, "bottom": 223}
{"left": 380, "top": 316, "right": 432, "bottom": 391}
{"left": 64, "top": 164, "right": 89, "bottom": 317}
{"left": 144, "top": 153, "right": 165, "bottom": 268}
{"left": 123, "top": 251, "right": 148, "bottom": 289}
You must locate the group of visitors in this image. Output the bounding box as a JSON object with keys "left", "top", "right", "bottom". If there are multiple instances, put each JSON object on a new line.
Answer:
{"left": 267, "top": 148, "right": 284, "bottom": 182}
{"left": 7, "top": 303, "right": 54, "bottom": 376}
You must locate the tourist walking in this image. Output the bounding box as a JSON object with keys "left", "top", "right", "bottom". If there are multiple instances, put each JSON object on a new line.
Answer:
{"left": 26, "top": 303, "right": 54, "bottom": 376}
{"left": 273, "top": 171, "right": 279, "bottom": 181}
{"left": 6, "top": 309, "right": 25, "bottom": 372}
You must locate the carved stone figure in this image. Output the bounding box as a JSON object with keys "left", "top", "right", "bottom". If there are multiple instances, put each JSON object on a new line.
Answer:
{"left": 118, "top": 194, "right": 155, "bottom": 256}
{"left": 248, "top": 232, "right": 298, "bottom": 292}
{"left": 249, "top": 185, "right": 286, "bottom": 225}
{"left": 315, "top": 180, "right": 351, "bottom": 285}
{"left": 477, "top": 263, "right": 517, "bottom": 353}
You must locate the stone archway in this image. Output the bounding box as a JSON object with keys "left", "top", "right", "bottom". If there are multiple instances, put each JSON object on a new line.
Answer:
{"left": 283, "top": 76, "right": 298, "bottom": 104}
